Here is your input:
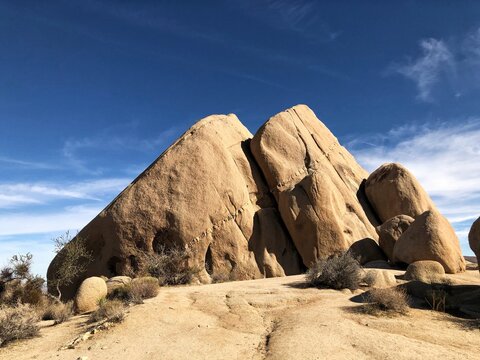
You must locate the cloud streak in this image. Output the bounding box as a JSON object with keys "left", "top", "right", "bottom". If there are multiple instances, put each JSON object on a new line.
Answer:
{"left": 391, "top": 27, "right": 480, "bottom": 102}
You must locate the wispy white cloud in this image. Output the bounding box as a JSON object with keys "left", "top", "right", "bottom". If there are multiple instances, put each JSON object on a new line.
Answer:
{"left": 0, "top": 178, "right": 130, "bottom": 209}
{"left": 0, "top": 156, "right": 58, "bottom": 170}
{"left": 347, "top": 119, "right": 480, "bottom": 254}
{"left": 391, "top": 27, "right": 480, "bottom": 102}
{"left": 391, "top": 38, "right": 454, "bottom": 102}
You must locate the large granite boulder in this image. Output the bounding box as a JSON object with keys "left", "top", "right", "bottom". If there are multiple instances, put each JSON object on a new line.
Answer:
{"left": 74, "top": 277, "right": 107, "bottom": 314}
{"left": 376, "top": 215, "right": 415, "bottom": 262}
{"left": 468, "top": 217, "right": 480, "bottom": 268}
{"left": 48, "top": 113, "right": 303, "bottom": 299}
{"left": 393, "top": 211, "right": 466, "bottom": 274}
{"left": 250, "top": 105, "right": 378, "bottom": 266}
{"left": 365, "top": 163, "right": 435, "bottom": 223}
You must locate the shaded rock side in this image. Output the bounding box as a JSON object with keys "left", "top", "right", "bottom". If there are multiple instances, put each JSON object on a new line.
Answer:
{"left": 376, "top": 215, "right": 415, "bottom": 262}
{"left": 468, "top": 217, "right": 480, "bottom": 267}
{"left": 365, "top": 163, "right": 435, "bottom": 223}
{"left": 393, "top": 211, "right": 466, "bottom": 274}
{"left": 250, "top": 104, "right": 378, "bottom": 266}
{"left": 48, "top": 114, "right": 303, "bottom": 299}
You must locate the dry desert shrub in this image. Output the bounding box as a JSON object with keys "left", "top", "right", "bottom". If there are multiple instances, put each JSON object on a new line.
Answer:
{"left": 109, "top": 277, "right": 160, "bottom": 304}
{"left": 0, "top": 304, "right": 40, "bottom": 347}
{"left": 141, "top": 246, "right": 200, "bottom": 285}
{"left": 363, "top": 287, "right": 409, "bottom": 315}
{"left": 425, "top": 289, "right": 447, "bottom": 312}
{"left": 89, "top": 299, "right": 126, "bottom": 324}
{"left": 42, "top": 300, "right": 74, "bottom": 324}
{"left": 306, "top": 252, "right": 363, "bottom": 290}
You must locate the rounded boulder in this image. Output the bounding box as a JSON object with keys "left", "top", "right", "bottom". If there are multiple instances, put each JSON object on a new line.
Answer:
{"left": 363, "top": 269, "right": 397, "bottom": 288}
{"left": 468, "top": 217, "right": 480, "bottom": 270}
{"left": 404, "top": 260, "right": 446, "bottom": 283}
{"left": 74, "top": 277, "right": 107, "bottom": 314}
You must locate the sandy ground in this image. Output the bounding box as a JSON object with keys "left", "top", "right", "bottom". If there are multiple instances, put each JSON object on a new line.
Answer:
{"left": 1, "top": 270, "right": 479, "bottom": 360}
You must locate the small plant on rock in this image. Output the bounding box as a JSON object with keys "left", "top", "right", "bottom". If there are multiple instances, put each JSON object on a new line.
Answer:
{"left": 306, "top": 252, "right": 363, "bottom": 290}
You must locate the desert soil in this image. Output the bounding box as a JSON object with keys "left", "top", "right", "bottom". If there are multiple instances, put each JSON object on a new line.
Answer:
{"left": 1, "top": 271, "right": 479, "bottom": 360}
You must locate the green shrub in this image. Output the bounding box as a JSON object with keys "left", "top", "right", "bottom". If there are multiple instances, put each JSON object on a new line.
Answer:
{"left": 89, "top": 299, "right": 125, "bottom": 323}
{"left": 0, "top": 304, "right": 39, "bottom": 347}
{"left": 306, "top": 252, "right": 363, "bottom": 290}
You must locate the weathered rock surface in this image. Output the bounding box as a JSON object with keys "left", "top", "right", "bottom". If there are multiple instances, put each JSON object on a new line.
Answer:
{"left": 404, "top": 260, "right": 446, "bottom": 283}
{"left": 363, "top": 269, "right": 397, "bottom": 288}
{"left": 74, "top": 277, "right": 107, "bottom": 314}
{"left": 468, "top": 217, "right": 480, "bottom": 267}
{"left": 377, "top": 215, "right": 415, "bottom": 261}
{"left": 393, "top": 211, "right": 466, "bottom": 274}
{"left": 365, "top": 163, "right": 435, "bottom": 223}
{"left": 49, "top": 113, "right": 303, "bottom": 299}
{"left": 250, "top": 105, "right": 378, "bottom": 266}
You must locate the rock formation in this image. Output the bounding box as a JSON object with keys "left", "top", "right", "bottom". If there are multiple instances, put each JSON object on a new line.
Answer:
{"left": 404, "top": 260, "right": 445, "bottom": 283}
{"left": 393, "top": 211, "right": 465, "bottom": 273}
{"left": 250, "top": 105, "right": 378, "bottom": 266}
{"left": 47, "top": 104, "right": 467, "bottom": 299}
{"left": 365, "top": 163, "right": 435, "bottom": 223}
{"left": 376, "top": 215, "right": 415, "bottom": 262}
{"left": 469, "top": 217, "right": 480, "bottom": 267}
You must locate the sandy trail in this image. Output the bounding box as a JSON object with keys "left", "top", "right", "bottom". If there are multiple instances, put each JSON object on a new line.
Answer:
{"left": 1, "top": 273, "right": 479, "bottom": 360}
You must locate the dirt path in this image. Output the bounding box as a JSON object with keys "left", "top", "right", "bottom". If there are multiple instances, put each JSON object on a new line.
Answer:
{"left": 1, "top": 274, "right": 479, "bottom": 360}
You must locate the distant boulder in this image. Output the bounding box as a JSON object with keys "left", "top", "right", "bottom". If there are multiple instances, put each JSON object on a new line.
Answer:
{"left": 393, "top": 211, "right": 466, "bottom": 274}
{"left": 376, "top": 215, "right": 415, "bottom": 262}
{"left": 365, "top": 163, "right": 435, "bottom": 223}
{"left": 468, "top": 217, "right": 480, "bottom": 269}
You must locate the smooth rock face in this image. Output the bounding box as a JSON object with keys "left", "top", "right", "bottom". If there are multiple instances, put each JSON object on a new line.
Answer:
{"left": 393, "top": 211, "right": 466, "bottom": 274}
{"left": 74, "top": 277, "right": 107, "bottom": 314}
{"left": 468, "top": 217, "right": 480, "bottom": 267}
{"left": 250, "top": 105, "right": 378, "bottom": 266}
{"left": 404, "top": 261, "right": 446, "bottom": 283}
{"left": 49, "top": 114, "right": 303, "bottom": 299}
{"left": 377, "top": 215, "right": 415, "bottom": 261}
{"left": 365, "top": 163, "right": 435, "bottom": 223}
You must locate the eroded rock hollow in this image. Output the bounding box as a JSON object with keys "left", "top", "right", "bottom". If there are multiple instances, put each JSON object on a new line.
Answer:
{"left": 48, "top": 105, "right": 466, "bottom": 298}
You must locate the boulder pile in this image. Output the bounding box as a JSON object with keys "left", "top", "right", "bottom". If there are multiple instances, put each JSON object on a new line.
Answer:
{"left": 47, "top": 105, "right": 468, "bottom": 299}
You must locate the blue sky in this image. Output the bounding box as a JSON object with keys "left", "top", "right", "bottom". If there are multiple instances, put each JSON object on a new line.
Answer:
{"left": 1, "top": 0, "right": 480, "bottom": 276}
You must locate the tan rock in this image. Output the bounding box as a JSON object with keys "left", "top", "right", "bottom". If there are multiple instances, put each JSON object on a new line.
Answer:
{"left": 377, "top": 215, "right": 415, "bottom": 261}
{"left": 363, "top": 269, "right": 397, "bottom": 288}
{"left": 49, "top": 113, "right": 303, "bottom": 299}
{"left": 468, "top": 217, "right": 480, "bottom": 268}
{"left": 404, "top": 260, "right": 446, "bottom": 283}
{"left": 348, "top": 238, "right": 386, "bottom": 265}
{"left": 365, "top": 163, "right": 435, "bottom": 223}
{"left": 250, "top": 105, "right": 378, "bottom": 266}
{"left": 74, "top": 277, "right": 107, "bottom": 314}
{"left": 393, "top": 211, "right": 466, "bottom": 274}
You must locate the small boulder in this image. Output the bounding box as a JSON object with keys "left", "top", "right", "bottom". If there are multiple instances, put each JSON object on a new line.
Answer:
{"left": 363, "top": 269, "right": 397, "bottom": 288}
{"left": 348, "top": 238, "right": 387, "bottom": 265}
{"left": 365, "top": 163, "right": 435, "bottom": 223}
{"left": 106, "top": 276, "right": 132, "bottom": 294}
{"left": 393, "top": 211, "right": 466, "bottom": 274}
{"left": 377, "top": 215, "right": 415, "bottom": 261}
{"left": 404, "top": 260, "right": 446, "bottom": 283}
{"left": 468, "top": 217, "right": 480, "bottom": 270}
{"left": 74, "top": 277, "right": 107, "bottom": 314}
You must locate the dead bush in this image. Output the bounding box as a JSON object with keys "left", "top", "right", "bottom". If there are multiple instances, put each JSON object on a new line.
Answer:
{"left": 425, "top": 289, "right": 447, "bottom": 312}
{"left": 42, "top": 301, "right": 74, "bottom": 324}
{"left": 306, "top": 252, "right": 363, "bottom": 290}
{"left": 108, "top": 277, "right": 160, "bottom": 304}
{"left": 141, "top": 246, "right": 200, "bottom": 285}
{"left": 0, "top": 304, "right": 39, "bottom": 347}
{"left": 363, "top": 287, "right": 409, "bottom": 315}
{"left": 89, "top": 299, "right": 126, "bottom": 323}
